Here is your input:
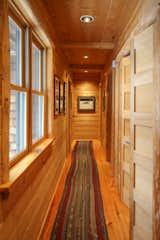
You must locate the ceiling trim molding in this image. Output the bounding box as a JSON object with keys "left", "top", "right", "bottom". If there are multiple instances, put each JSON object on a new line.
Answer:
{"left": 70, "top": 64, "right": 104, "bottom": 70}
{"left": 59, "top": 42, "right": 115, "bottom": 50}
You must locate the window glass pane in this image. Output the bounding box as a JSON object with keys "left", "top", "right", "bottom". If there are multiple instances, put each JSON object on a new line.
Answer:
{"left": 32, "top": 94, "right": 44, "bottom": 143}
{"left": 9, "top": 17, "right": 22, "bottom": 86}
{"left": 32, "top": 44, "right": 40, "bottom": 91}
{"left": 42, "top": 50, "right": 46, "bottom": 92}
{"left": 9, "top": 90, "right": 27, "bottom": 160}
{"left": 25, "top": 29, "right": 29, "bottom": 88}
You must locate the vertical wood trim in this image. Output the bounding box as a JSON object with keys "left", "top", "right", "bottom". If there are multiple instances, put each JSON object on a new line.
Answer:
{"left": 114, "top": 62, "right": 120, "bottom": 188}
{"left": 99, "top": 80, "right": 102, "bottom": 141}
{"left": 119, "top": 60, "right": 123, "bottom": 198}
{"left": 133, "top": 49, "right": 136, "bottom": 74}
{"left": 28, "top": 28, "right": 32, "bottom": 151}
{"left": 66, "top": 77, "right": 72, "bottom": 153}
{"left": 46, "top": 47, "right": 54, "bottom": 137}
{"left": 117, "top": 62, "right": 122, "bottom": 193}
{"left": 0, "top": 0, "right": 10, "bottom": 183}
{"left": 22, "top": 28, "right": 25, "bottom": 88}
{"left": 130, "top": 39, "right": 135, "bottom": 240}
{"left": 105, "top": 74, "right": 109, "bottom": 161}
{"left": 68, "top": 80, "right": 72, "bottom": 148}
{"left": 119, "top": 56, "right": 131, "bottom": 207}
{"left": 67, "top": 80, "right": 70, "bottom": 152}
{"left": 65, "top": 78, "right": 68, "bottom": 153}
{"left": 111, "top": 68, "right": 116, "bottom": 177}
{"left": 71, "top": 82, "right": 73, "bottom": 142}
{"left": 44, "top": 49, "right": 48, "bottom": 138}
{"left": 153, "top": 10, "right": 160, "bottom": 240}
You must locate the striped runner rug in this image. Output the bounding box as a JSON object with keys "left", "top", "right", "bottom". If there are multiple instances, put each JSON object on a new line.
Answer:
{"left": 50, "top": 141, "right": 108, "bottom": 240}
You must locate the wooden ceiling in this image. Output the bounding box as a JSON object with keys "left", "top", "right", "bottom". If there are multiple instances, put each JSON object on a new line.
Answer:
{"left": 28, "top": 0, "right": 139, "bottom": 78}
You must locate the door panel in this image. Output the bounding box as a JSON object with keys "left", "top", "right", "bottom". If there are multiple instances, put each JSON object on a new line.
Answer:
{"left": 131, "top": 25, "right": 154, "bottom": 240}
{"left": 120, "top": 56, "right": 131, "bottom": 207}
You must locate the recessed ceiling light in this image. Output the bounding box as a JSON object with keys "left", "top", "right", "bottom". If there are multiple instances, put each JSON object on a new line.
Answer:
{"left": 84, "top": 55, "right": 89, "bottom": 59}
{"left": 84, "top": 70, "right": 88, "bottom": 73}
{"left": 80, "top": 15, "right": 94, "bottom": 23}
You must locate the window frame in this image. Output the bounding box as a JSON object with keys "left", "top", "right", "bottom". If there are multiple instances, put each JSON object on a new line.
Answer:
{"left": 9, "top": 10, "right": 28, "bottom": 167}
{"left": 9, "top": 9, "right": 26, "bottom": 88}
{"left": 31, "top": 34, "right": 46, "bottom": 147}
{"left": 8, "top": 9, "right": 47, "bottom": 167}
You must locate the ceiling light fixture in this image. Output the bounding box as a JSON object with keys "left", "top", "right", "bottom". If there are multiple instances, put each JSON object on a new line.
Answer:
{"left": 80, "top": 15, "right": 94, "bottom": 23}
{"left": 84, "top": 70, "right": 88, "bottom": 73}
{"left": 84, "top": 55, "right": 89, "bottom": 59}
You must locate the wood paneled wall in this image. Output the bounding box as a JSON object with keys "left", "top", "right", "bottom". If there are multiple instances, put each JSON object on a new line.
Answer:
{"left": 109, "top": 1, "right": 160, "bottom": 240}
{"left": 71, "top": 79, "right": 101, "bottom": 140}
{"left": 0, "top": 47, "right": 71, "bottom": 240}
{"left": 0, "top": 2, "right": 71, "bottom": 239}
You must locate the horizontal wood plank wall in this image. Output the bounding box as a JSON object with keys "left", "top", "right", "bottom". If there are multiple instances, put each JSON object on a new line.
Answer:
{"left": 0, "top": 142, "right": 67, "bottom": 240}
{"left": 0, "top": 45, "right": 71, "bottom": 240}
{"left": 72, "top": 79, "right": 100, "bottom": 140}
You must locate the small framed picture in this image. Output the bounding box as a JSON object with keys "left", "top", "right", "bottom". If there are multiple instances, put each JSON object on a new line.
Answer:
{"left": 77, "top": 96, "right": 96, "bottom": 112}
{"left": 59, "top": 81, "right": 64, "bottom": 113}
{"left": 63, "top": 82, "right": 67, "bottom": 113}
{"left": 54, "top": 75, "right": 60, "bottom": 116}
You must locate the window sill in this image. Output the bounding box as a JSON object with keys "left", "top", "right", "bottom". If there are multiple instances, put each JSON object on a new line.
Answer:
{"left": 0, "top": 137, "right": 55, "bottom": 194}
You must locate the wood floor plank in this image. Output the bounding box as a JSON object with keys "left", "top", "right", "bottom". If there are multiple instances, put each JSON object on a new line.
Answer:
{"left": 40, "top": 140, "right": 129, "bottom": 240}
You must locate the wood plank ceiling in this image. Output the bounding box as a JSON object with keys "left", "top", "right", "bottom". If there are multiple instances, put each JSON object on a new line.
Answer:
{"left": 30, "top": 0, "right": 139, "bottom": 79}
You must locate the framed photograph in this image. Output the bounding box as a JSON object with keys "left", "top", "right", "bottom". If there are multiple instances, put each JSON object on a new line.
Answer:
{"left": 59, "top": 81, "right": 64, "bottom": 113}
{"left": 63, "top": 82, "right": 67, "bottom": 113}
{"left": 54, "top": 75, "right": 60, "bottom": 116}
{"left": 77, "top": 96, "right": 96, "bottom": 112}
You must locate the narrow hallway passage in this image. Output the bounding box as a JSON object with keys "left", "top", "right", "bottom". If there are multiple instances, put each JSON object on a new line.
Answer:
{"left": 41, "top": 141, "right": 129, "bottom": 240}
{"left": 0, "top": 1, "right": 160, "bottom": 240}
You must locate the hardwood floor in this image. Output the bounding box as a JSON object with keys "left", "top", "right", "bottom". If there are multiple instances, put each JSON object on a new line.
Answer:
{"left": 93, "top": 140, "right": 129, "bottom": 240}
{"left": 40, "top": 140, "right": 129, "bottom": 240}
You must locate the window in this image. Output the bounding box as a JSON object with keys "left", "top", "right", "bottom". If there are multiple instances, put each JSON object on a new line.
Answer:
{"left": 9, "top": 17, "right": 22, "bottom": 86}
{"left": 31, "top": 40, "right": 45, "bottom": 143}
{"left": 10, "top": 90, "right": 27, "bottom": 159}
{"left": 9, "top": 13, "right": 46, "bottom": 165}
{"left": 32, "top": 95, "right": 44, "bottom": 142}
{"left": 9, "top": 17, "right": 27, "bottom": 161}
{"left": 32, "top": 44, "right": 41, "bottom": 91}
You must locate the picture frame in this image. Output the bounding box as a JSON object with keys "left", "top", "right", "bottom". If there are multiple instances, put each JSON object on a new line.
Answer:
{"left": 63, "top": 82, "right": 67, "bottom": 113}
{"left": 77, "top": 96, "right": 96, "bottom": 112}
{"left": 54, "top": 75, "right": 60, "bottom": 116}
{"left": 59, "top": 80, "right": 64, "bottom": 113}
